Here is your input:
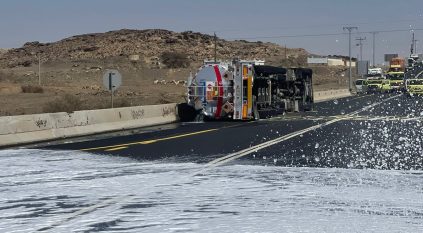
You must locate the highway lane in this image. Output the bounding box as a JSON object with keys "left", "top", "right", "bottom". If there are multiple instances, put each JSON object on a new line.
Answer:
{"left": 5, "top": 92, "right": 423, "bottom": 232}
{"left": 43, "top": 92, "right": 423, "bottom": 170}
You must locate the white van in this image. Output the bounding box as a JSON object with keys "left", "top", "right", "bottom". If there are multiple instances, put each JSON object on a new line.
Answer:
{"left": 355, "top": 79, "right": 368, "bottom": 94}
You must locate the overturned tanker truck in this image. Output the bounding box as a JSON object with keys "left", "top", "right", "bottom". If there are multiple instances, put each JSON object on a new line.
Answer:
{"left": 178, "top": 60, "right": 313, "bottom": 121}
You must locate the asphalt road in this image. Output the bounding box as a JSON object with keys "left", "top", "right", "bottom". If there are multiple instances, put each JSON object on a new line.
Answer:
{"left": 44, "top": 93, "right": 423, "bottom": 170}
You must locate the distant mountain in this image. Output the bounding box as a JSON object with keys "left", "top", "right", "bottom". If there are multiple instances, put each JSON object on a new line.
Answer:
{"left": 0, "top": 29, "right": 308, "bottom": 68}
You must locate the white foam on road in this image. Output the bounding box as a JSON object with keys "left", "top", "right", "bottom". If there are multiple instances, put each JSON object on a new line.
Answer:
{"left": 199, "top": 94, "right": 402, "bottom": 171}
{"left": 0, "top": 149, "right": 422, "bottom": 233}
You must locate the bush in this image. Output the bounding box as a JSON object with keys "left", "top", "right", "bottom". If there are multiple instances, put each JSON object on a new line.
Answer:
{"left": 160, "top": 51, "right": 190, "bottom": 68}
{"left": 21, "top": 85, "right": 44, "bottom": 93}
{"left": 43, "top": 94, "right": 82, "bottom": 113}
{"left": 113, "top": 98, "right": 131, "bottom": 108}
{"left": 19, "top": 61, "right": 32, "bottom": 67}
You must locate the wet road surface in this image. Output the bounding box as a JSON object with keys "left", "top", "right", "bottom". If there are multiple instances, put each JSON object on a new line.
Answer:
{"left": 2, "top": 93, "right": 423, "bottom": 232}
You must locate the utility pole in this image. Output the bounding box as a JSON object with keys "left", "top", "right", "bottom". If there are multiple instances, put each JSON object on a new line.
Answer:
{"left": 343, "top": 26, "right": 358, "bottom": 92}
{"left": 371, "top": 32, "right": 377, "bottom": 67}
{"left": 355, "top": 36, "right": 366, "bottom": 61}
{"left": 38, "top": 54, "right": 41, "bottom": 86}
{"left": 411, "top": 32, "right": 415, "bottom": 54}
{"left": 214, "top": 32, "right": 217, "bottom": 62}
{"left": 410, "top": 31, "right": 419, "bottom": 55}
{"left": 285, "top": 44, "right": 287, "bottom": 59}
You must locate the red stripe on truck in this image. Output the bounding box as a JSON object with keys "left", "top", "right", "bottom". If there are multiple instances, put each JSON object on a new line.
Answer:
{"left": 214, "top": 65, "right": 223, "bottom": 118}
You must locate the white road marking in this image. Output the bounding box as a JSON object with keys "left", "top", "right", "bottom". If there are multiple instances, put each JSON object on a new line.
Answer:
{"left": 194, "top": 94, "right": 401, "bottom": 175}
{"left": 37, "top": 196, "right": 128, "bottom": 232}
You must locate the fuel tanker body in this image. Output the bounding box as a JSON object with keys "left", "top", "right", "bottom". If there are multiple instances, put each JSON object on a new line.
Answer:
{"left": 178, "top": 60, "right": 313, "bottom": 121}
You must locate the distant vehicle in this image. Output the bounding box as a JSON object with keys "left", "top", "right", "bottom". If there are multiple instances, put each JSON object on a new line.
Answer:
{"left": 355, "top": 79, "right": 368, "bottom": 94}
{"left": 381, "top": 79, "right": 392, "bottom": 92}
{"left": 366, "top": 68, "right": 384, "bottom": 80}
{"left": 389, "top": 57, "right": 406, "bottom": 73}
{"left": 368, "top": 68, "right": 383, "bottom": 76}
{"left": 405, "top": 79, "right": 423, "bottom": 96}
{"left": 407, "top": 54, "right": 420, "bottom": 70}
{"left": 366, "top": 79, "right": 390, "bottom": 93}
{"left": 387, "top": 72, "right": 405, "bottom": 92}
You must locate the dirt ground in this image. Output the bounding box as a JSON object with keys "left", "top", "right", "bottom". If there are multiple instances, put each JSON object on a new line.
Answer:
{"left": 0, "top": 59, "right": 355, "bottom": 116}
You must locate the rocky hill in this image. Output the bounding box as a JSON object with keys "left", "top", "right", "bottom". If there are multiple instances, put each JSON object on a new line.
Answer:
{"left": 0, "top": 48, "right": 8, "bottom": 55}
{"left": 0, "top": 29, "right": 308, "bottom": 68}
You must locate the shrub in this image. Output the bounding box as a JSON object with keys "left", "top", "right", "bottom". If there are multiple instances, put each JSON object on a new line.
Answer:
{"left": 21, "top": 85, "right": 44, "bottom": 93}
{"left": 19, "top": 61, "right": 32, "bottom": 67}
{"left": 43, "top": 94, "right": 82, "bottom": 113}
{"left": 160, "top": 51, "right": 190, "bottom": 68}
{"left": 113, "top": 98, "right": 131, "bottom": 108}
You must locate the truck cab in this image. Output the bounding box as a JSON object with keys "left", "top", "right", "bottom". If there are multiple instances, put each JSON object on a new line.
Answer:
{"left": 386, "top": 72, "right": 405, "bottom": 92}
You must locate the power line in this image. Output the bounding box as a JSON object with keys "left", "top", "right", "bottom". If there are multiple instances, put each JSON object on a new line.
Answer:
{"left": 205, "top": 18, "right": 423, "bottom": 34}
{"left": 225, "top": 28, "right": 423, "bottom": 40}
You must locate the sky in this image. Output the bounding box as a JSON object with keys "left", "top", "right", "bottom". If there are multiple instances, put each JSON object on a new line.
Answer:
{"left": 0, "top": 0, "right": 422, "bottom": 64}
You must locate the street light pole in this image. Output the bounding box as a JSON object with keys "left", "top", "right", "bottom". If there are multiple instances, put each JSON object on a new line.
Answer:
{"left": 343, "top": 26, "right": 358, "bottom": 92}
{"left": 371, "top": 32, "right": 377, "bottom": 67}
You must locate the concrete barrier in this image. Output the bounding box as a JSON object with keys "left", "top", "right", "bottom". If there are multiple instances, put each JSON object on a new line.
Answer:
{"left": 0, "top": 103, "right": 178, "bottom": 147}
{"left": 314, "top": 89, "right": 351, "bottom": 103}
{"left": 0, "top": 90, "right": 352, "bottom": 147}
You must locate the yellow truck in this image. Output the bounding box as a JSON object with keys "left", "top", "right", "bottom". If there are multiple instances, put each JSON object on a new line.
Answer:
{"left": 387, "top": 72, "right": 405, "bottom": 92}
{"left": 366, "top": 79, "right": 391, "bottom": 93}
{"left": 406, "top": 79, "right": 423, "bottom": 96}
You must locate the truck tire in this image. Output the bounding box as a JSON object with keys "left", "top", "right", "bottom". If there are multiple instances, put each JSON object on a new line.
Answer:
{"left": 177, "top": 103, "right": 198, "bottom": 122}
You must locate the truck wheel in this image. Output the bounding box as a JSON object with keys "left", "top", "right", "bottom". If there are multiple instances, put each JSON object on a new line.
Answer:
{"left": 177, "top": 103, "right": 197, "bottom": 122}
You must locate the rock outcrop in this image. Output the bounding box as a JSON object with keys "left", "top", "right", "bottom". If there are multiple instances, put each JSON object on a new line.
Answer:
{"left": 0, "top": 29, "right": 308, "bottom": 68}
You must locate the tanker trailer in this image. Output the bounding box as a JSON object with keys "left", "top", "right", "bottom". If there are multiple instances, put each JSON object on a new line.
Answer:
{"left": 177, "top": 60, "right": 313, "bottom": 121}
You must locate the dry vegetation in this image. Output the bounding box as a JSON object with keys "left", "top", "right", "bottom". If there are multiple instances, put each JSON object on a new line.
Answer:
{"left": 21, "top": 85, "right": 44, "bottom": 93}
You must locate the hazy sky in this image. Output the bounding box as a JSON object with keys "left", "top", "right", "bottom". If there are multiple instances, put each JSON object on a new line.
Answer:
{"left": 1, "top": 0, "right": 422, "bottom": 64}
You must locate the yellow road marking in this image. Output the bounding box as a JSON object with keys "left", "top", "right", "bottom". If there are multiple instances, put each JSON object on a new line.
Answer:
{"left": 81, "top": 128, "right": 219, "bottom": 151}
{"left": 104, "top": 146, "right": 128, "bottom": 151}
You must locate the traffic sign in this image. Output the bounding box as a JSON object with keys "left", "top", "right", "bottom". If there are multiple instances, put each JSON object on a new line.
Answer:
{"left": 103, "top": 69, "right": 122, "bottom": 92}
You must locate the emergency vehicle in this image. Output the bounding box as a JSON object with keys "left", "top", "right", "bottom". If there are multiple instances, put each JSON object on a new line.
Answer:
{"left": 178, "top": 60, "right": 313, "bottom": 121}
{"left": 406, "top": 79, "right": 423, "bottom": 96}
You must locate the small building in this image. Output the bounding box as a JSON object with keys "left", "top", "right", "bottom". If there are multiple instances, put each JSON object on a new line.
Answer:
{"left": 308, "top": 55, "right": 356, "bottom": 67}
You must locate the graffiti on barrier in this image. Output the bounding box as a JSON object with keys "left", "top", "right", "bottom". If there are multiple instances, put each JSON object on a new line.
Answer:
{"left": 35, "top": 119, "right": 47, "bottom": 128}
{"left": 131, "top": 109, "right": 145, "bottom": 120}
{"left": 162, "top": 106, "right": 175, "bottom": 117}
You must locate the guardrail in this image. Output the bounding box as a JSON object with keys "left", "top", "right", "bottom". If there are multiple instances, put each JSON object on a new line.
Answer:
{"left": 0, "top": 103, "right": 178, "bottom": 147}
{"left": 314, "top": 89, "right": 351, "bottom": 102}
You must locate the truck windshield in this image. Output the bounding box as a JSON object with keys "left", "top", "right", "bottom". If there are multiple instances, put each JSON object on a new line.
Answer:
{"left": 408, "top": 80, "right": 423, "bottom": 85}
{"left": 388, "top": 74, "right": 404, "bottom": 80}
{"left": 366, "top": 74, "right": 382, "bottom": 79}
{"left": 355, "top": 80, "right": 364, "bottom": 85}
{"left": 367, "top": 80, "right": 382, "bottom": 84}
